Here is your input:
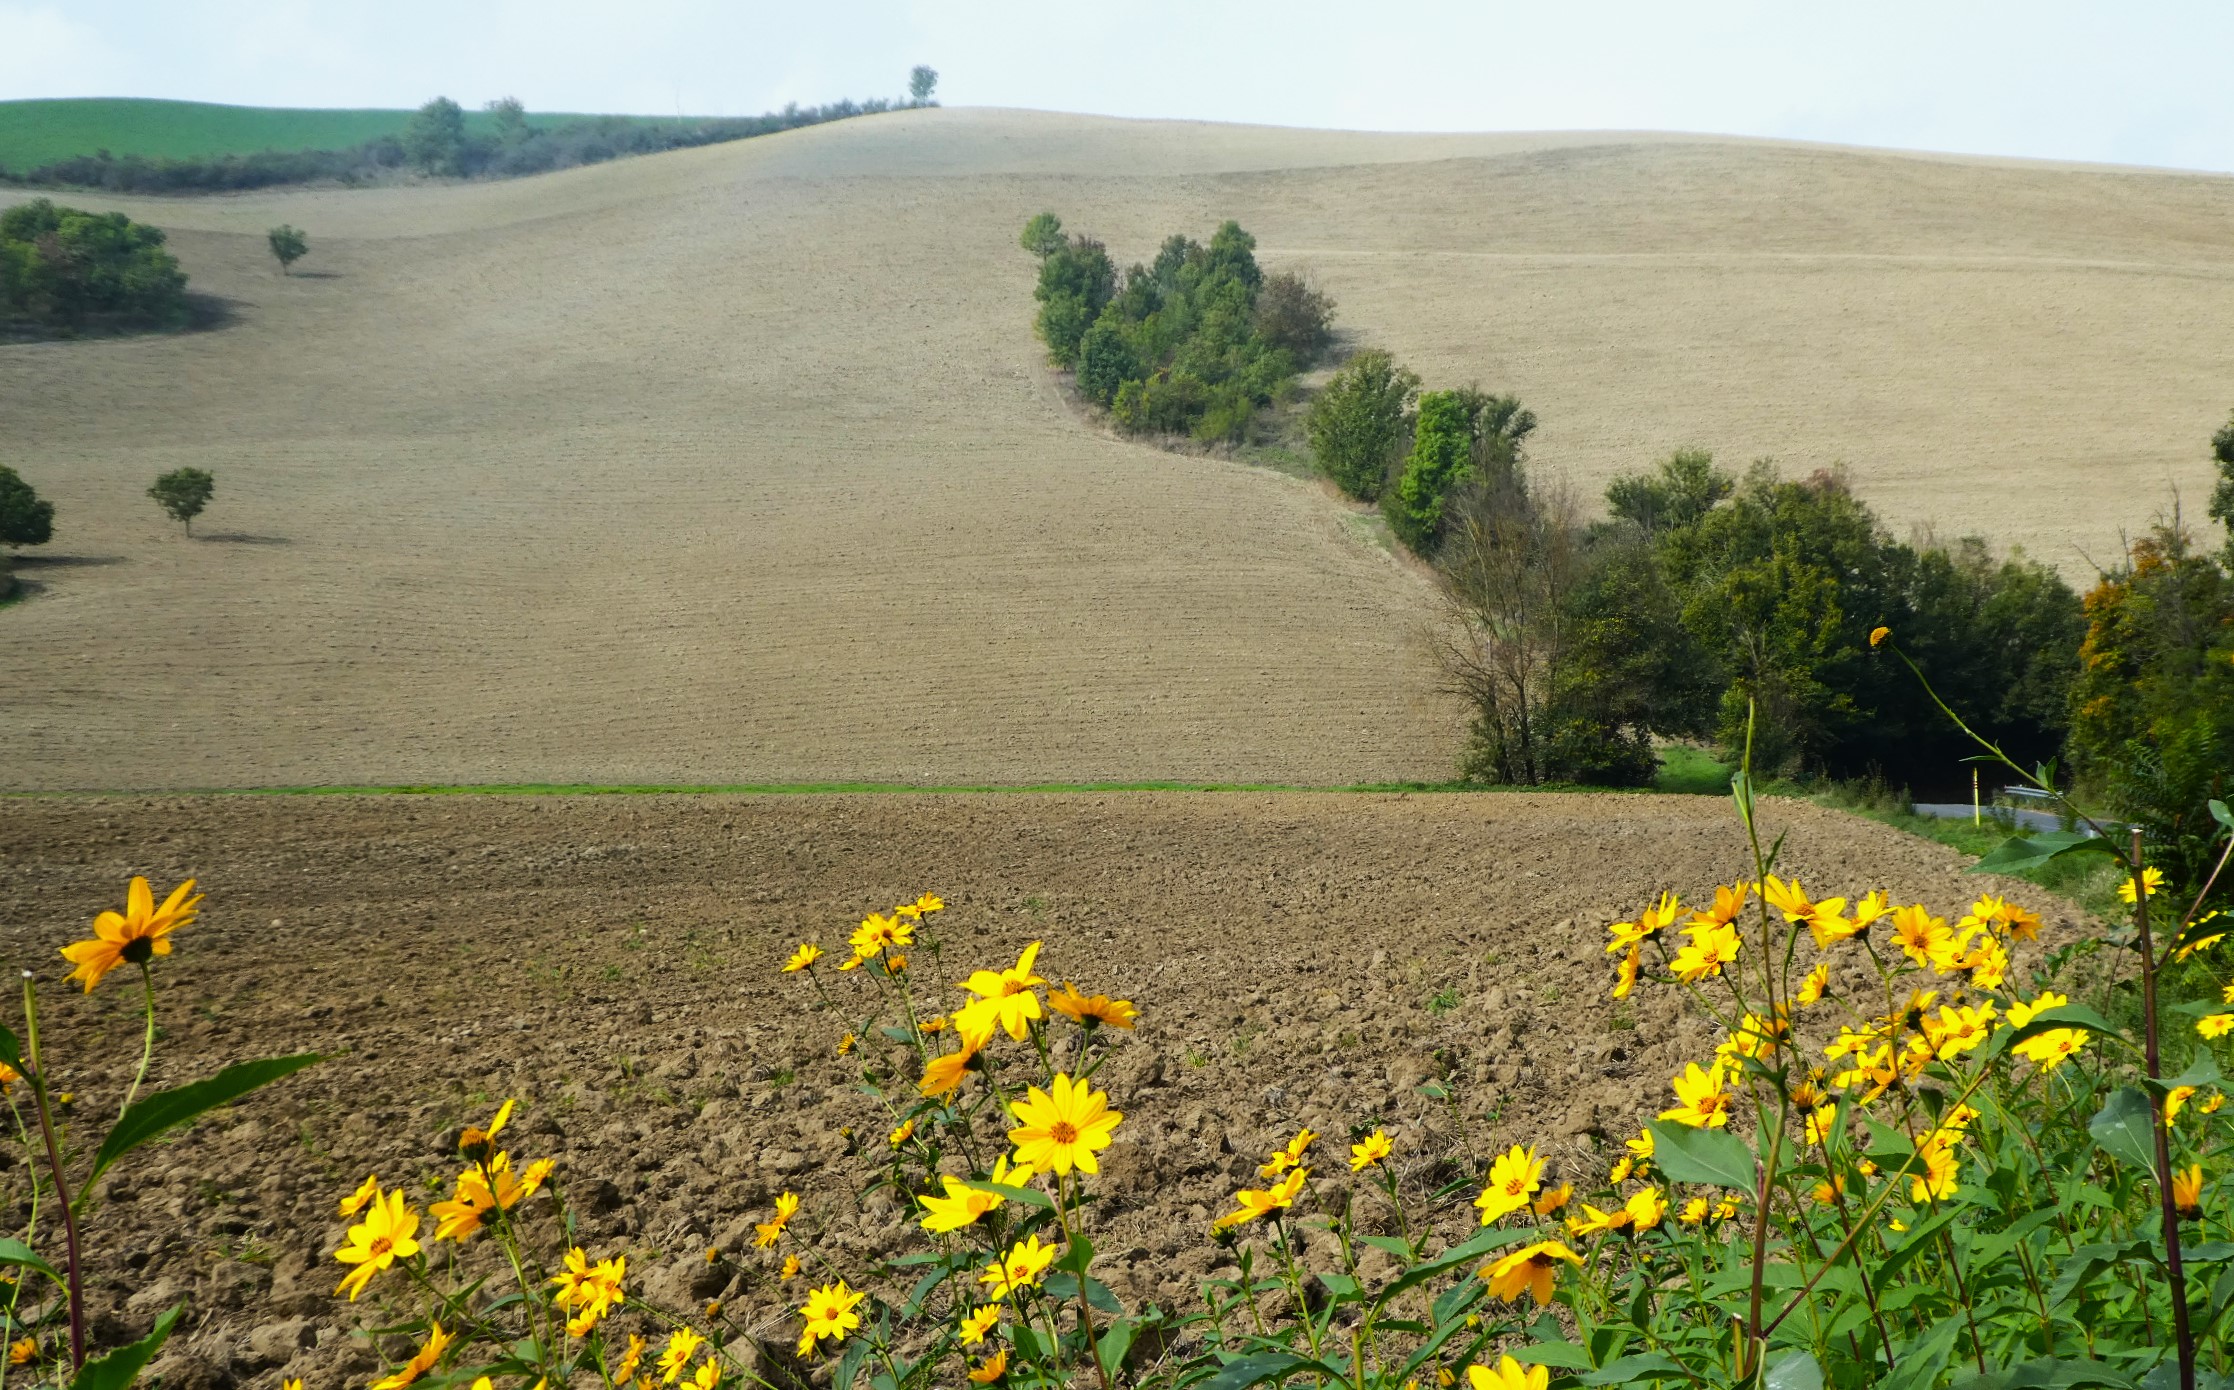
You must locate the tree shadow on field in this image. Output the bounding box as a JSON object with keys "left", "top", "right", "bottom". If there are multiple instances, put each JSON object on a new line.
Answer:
{"left": 284, "top": 271, "right": 343, "bottom": 280}
{"left": 197, "top": 533, "right": 290, "bottom": 546}
{"left": 184, "top": 294, "right": 244, "bottom": 333}
{"left": 12, "top": 553, "right": 124, "bottom": 569}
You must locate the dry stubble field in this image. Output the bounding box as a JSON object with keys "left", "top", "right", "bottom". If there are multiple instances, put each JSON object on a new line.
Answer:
{"left": 0, "top": 790, "right": 2074, "bottom": 1385}
{"left": 7, "top": 110, "right": 2234, "bottom": 789}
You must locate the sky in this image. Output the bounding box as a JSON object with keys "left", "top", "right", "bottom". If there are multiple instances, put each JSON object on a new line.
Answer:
{"left": 5, "top": 0, "right": 2232, "bottom": 172}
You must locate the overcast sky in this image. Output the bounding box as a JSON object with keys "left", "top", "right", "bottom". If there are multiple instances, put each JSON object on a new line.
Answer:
{"left": 6, "top": 1, "right": 2231, "bottom": 172}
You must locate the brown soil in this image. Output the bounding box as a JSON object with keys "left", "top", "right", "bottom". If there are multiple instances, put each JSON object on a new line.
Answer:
{"left": 0, "top": 791, "right": 2077, "bottom": 1385}
{"left": 10, "top": 110, "right": 2234, "bottom": 790}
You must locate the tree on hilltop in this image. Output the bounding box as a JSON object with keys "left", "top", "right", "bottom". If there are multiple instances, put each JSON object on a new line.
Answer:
{"left": 909, "top": 66, "right": 939, "bottom": 105}
{"left": 403, "top": 97, "right": 468, "bottom": 176}
{"left": 148, "top": 468, "right": 215, "bottom": 537}
{"left": 267, "top": 224, "right": 307, "bottom": 276}
{"left": 0, "top": 467, "right": 55, "bottom": 549}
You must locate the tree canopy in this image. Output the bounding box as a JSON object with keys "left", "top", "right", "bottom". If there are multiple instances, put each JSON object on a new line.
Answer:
{"left": 0, "top": 199, "right": 187, "bottom": 330}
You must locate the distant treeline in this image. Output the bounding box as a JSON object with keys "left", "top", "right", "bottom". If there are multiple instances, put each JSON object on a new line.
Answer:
{"left": 0, "top": 92, "right": 924, "bottom": 195}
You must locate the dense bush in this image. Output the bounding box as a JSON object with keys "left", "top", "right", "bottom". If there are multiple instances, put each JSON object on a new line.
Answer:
{"left": 1305, "top": 349, "right": 1419, "bottom": 501}
{"left": 1390, "top": 388, "right": 1536, "bottom": 554}
{"left": 1026, "top": 214, "right": 1333, "bottom": 444}
{"left": 1, "top": 93, "right": 912, "bottom": 194}
{"left": 0, "top": 198, "right": 187, "bottom": 330}
{"left": 1444, "top": 449, "right": 2083, "bottom": 790}
{"left": 0, "top": 465, "right": 55, "bottom": 549}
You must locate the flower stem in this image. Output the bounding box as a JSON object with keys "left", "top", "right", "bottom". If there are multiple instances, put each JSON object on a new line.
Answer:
{"left": 2133, "top": 831, "right": 2196, "bottom": 1390}
{"left": 121, "top": 963, "right": 156, "bottom": 1120}
{"left": 20, "top": 976, "right": 84, "bottom": 1370}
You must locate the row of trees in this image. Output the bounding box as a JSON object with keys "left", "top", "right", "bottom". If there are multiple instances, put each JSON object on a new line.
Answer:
{"left": 0, "top": 199, "right": 188, "bottom": 331}
{"left": 1024, "top": 214, "right": 1333, "bottom": 444}
{"left": 2, "top": 70, "right": 940, "bottom": 195}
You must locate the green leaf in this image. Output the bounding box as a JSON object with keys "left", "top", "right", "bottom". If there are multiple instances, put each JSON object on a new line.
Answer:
{"left": 1359, "top": 1234, "right": 1415, "bottom": 1259}
{"left": 2088, "top": 1087, "right": 2157, "bottom": 1172}
{"left": 0, "top": 1025, "right": 22, "bottom": 1074}
{"left": 1200, "top": 1353, "right": 1339, "bottom": 1390}
{"left": 2150, "top": 1052, "right": 2222, "bottom": 1095}
{"left": 2211, "top": 799, "right": 2232, "bottom": 831}
{"left": 1766, "top": 1351, "right": 1824, "bottom": 1390}
{"left": 1996, "top": 1004, "right": 2124, "bottom": 1056}
{"left": 1096, "top": 1318, "right": 1139, "bottom": 1381}
{"left": 1510, "top": 1343, "right": 1595, "bottom": 1371}
{"left": 1370, "top": 1225, "right": 1539, "bottom": 1315}
{"left": 1948, "top": 1357, "right": 2140, "bottom": 1390}
{"left": 70, "top": 1305, "right": 180, "bottom": 1390}
{"left": 1316, "top": 1272, "right": 1363, "bottom": 1303}
{"left": 90, "top": 1053, "right": 322, "bottom": 1188}
{"left": 1042, "top": 1271, "right": 1122, "bottom": 1315}
{"left": 1972, "top": 832, "right": 2114, "bottom": 874}
{"left": 1582, "top": 1352, "right": 1685, "bottom": 1386}
{"left": 960, "top": 1180, "right": 1055, "bottom": 1212}
{"left": 0, "top": 1239, "right": 62, "bottom": 1288}
{"left": 1056, "top": 1233, "right": 1095, "bottom": 1276}
{"left": 1645, "top": 1119, "right": 1757, "bottom": 1189}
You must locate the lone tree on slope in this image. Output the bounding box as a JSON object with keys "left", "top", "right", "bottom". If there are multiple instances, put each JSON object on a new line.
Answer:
{"left": 267, "top": 224, "right": 308, "bottom": 275}
{"left": 909, "top": 66, "right": 939, "bottom": 105}
{"left": 148, "top": 468, "right": 215, "bottom": 537}
{"left": 0, "top": 466, "right": 55, "bottom": 549}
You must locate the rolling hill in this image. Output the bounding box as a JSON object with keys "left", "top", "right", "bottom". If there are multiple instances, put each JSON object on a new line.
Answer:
{"left": 4, "top": 107, "right": 2232, "bottom": 791}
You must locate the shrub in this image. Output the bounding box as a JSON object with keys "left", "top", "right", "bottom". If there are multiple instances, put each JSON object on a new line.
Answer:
{"left": 403, "top": 96, "right": 469, "bottom": 175}
{"left": 1032, "top": 235, "right": 1116, "bottom": 367}
{"left": 267, "top": 223, "right": 307, "bottom": 275}
{"left": 0, "top": 465, "right": 55, "bottom": 548}
{"left": 1251, "top": 271, "right": 1333, "bottom": 358}
{"left": 1019, "top": 212, "right": 1066, "bottom": 260}
{"left": 1388, "top": 391, "right": 1477, "bottom": 552}
{"left": 1305, "top": 351, "right": 1419, "bottom": 501}
{"left": 0, "top": 198, "right": 187, "bottom": 330}
{"left": 1075, "top": 315, "right": 1141, "bottom": 407}
{"left": 148, "top": 467, "right": 214, "bottom": 536}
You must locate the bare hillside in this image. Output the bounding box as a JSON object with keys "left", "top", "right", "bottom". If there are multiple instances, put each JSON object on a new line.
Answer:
{"left": 6, "top": 109, "right": 2232, "bottom": 790}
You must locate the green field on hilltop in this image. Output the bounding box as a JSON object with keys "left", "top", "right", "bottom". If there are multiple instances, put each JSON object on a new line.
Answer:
{"left": 0, "top": 97, "right": 635, "bottom": 170}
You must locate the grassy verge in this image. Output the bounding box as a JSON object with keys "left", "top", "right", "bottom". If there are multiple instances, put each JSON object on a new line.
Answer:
{"left": 5, "top": 777, "right": 1699, "bottom": 799}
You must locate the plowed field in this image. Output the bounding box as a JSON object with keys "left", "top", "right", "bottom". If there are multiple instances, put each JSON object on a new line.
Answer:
{"left": 0, "top": 791, "right": 2074, "bottom": 1383}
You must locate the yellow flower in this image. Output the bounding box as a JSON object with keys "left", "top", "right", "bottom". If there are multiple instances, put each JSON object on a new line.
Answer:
{"left": 1611, "top": 946, "right": 1641, "bottom": 1000}
{"left": 339, "top": 1173, "right": 380, "bottom": 1218}
{"left": 2014, "top": 1027, "right": 2092, "bottom": 1069}
{"left": 1624, "top": 1187, "right": 1668, "bottom": 1232}
{"left": 459, "top": 1099, "right": 515, "bottom": 1157}
{"left": 1215, "top": 1167, "right": 1308, "bottom": 1230}
{"left": 850, "top": 912, "right": 915, "bottom": 959}
{"left": 1658, "top": 1062, "right": 1732, "bottom": 1129}
{"left": 2166, "top": 1086, "right": 2199, "bottom": 1126}
{"left": 334, "top": 1188, "right": 421, "bottom": 1301}
{"left": 61, "top": 875, "right": 200, "bottom": 991}
{"left": 1007, "top": 1073, "right": 1121, "bottom": 1176}
{"left": 7, "top": 1339, "right": 33, "bottom": 1367}
{"left": 783, "top": 944, "right": 821, "bottom": 973}
{"left": 1714, "top": 1193, "right": 1743, "bottom": 1220}
{"left": 921, "top": 1044, "right": 979, "bottom": 1099}
{"left": 658, "top": 1329, "right": 704, "bottom": 1383}
{"left": 781, "top": 1254, "right": 802, "bottom": 1280}
{"left": 978, "top": 1235, "right": 1058, "bottom": 1298}
{"left": 612, "top": 1335, "right": 646, "bottom": 1386}
{"left": 1477, "top": 1241, "right": 1582, "bottom": 1306}
{"left": 1467, "top": 1357, "right": 1549, "bottom": 1390}
{"left": 1474, "top": 1144, "right": 1544, "bottom": 1224}
{"left": 1678, "top": 1197, "right": 1709, "bottom": 1225}
{"left": 1260, "top": 1128, "right": 1318, "bottom": 1178}
{"left": 2174, "top": 1164, "right": 2204, "bottom": 1220}
{"left": 1566, "top": 1202, "right": 1630, "bottom": 1238}
{"left": 883, "top": 953, "right": 909, "bottom": 975}
{"left": 1812, "top": 1174, "right": 1846, "bottom": 1206}
{"left": 1889, "top": 905, "right": 1949, "bottom": 968}
{"left": 957, "top": 942, "right": 1047, "bottom": 1043}
{"left": 958, "top": 1304, "right": 1002, "bottom": 1346}
{"left": 837, "top": 1033, "right": 857, "bottom": 1056}
{"left": 1910, "top": 1135, "right": 1960, "bottom": 1203}
{"left": 890, "top": 1118, "right": 917, "bottom": 1147}
{"left": 549, "top": 1248, "right": 627, "bottom": 1333}
{"left": 691, "top": 1361, "right": 720, "bottom": 1390}
{"left": 969, "top": 1349, "right": 1010, "bottom": 1384}
{"left": 798, "top": 1280, "right": 868, "bottom": 1355}
{"left": 1670, "top": 920, "right": 1740, "bottom": 982}
{"left": 431, "top": 1151, "right": 542, "bottom": 1242}
{"left": 1762, "top": 874, "right": 1814, "bottom": 923}
{"left": 755, "top": 1192, "right": 800, "bottom": 1248}
{"left": 920, "top": 1175, "right": 1004, "bottom": 1233}
{"left": 1607, "top": 1158, "right": 1635, "bottom": 1185}
{"left": 1532, "top": 1182, "right": 1572, "bottom": 1216}
{"left": 1797, "top": 964, "right": 1830, "bottom": 1006}
{"left": 1349, "top": 1130, "right": 1392, "bottom": 1172}
{"left": 1689, "top": 882, "right": 1751, "bottom": 928}
{"left": 370, "top": 1323, "right": 452, "bottom": 1390}
{"left": 1870, "top": 625, "right": 1890, "bottom": 647}
{"left": 1047, "top": 983, "right": 1139, "bottom": 1029}
{"left": 2200, "top": 1014, "right": 2234, "bottom": 1040}
{"left": 2118, "top": 867, "right": 2166, "bottom": 904}
{"left": 1606, "top": 891, "right": 1682, "bottom": 953}
{"left": 1921, "top": 1003, "right": 1998, "bottom": 1062}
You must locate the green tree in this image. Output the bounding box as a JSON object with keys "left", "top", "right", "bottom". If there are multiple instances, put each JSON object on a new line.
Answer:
{"left": 1075, "top": 314, "right": 1141, "bottom": 407}
{"left": 0, "top": 199, "right": 187, "bottom": 329}
{"left": 1019, "top": 213, "right": 1066, "bottom": 260}
{"left": 1031, "top": 234, "right": 1115, "bottom": 367}
{"left": 0, "top": 466, "right": 55, "bottom": 548}
{"left": 1388, "top": 390, "right": 1525, "bottom": 554}
{"left": 266, "top": 224, "right": 308, "bottom": 276}
{"left": 1605, "top": 447, "right": 1731, "bottom": 533}
{"left": 148, "top": 468, "right": 215, "bottom": 537}
{"left": 403, "top": 97, "right": 468, "bottom": 176}
{"left": 1251, "top": 272, "right": 1332, "bottom": 359}
{"left": 908, "top": 66, "right": 939, "bottom": 105}
{"left": 486, "top": 96, "right": 530, "bottom": 146}
{"left": 1204, "top": 220, "right": 1261, "bottom": 292}
{"left": 1305, "top": 350, "right": 1418, "bottom": 501}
